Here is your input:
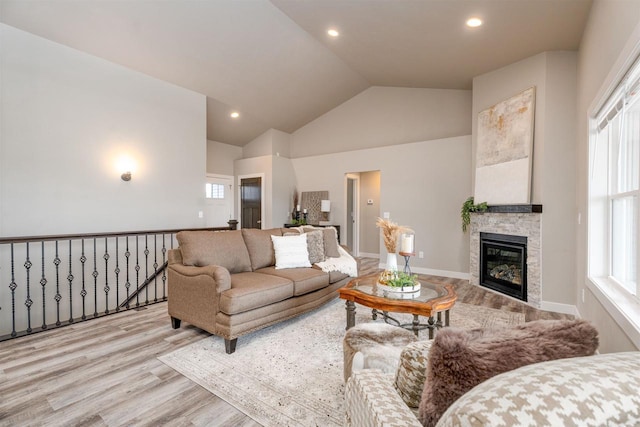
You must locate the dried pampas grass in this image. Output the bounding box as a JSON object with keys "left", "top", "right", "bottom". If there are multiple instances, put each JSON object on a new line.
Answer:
{"left": 376, "top": 218, "right": 412, "bottom": 253}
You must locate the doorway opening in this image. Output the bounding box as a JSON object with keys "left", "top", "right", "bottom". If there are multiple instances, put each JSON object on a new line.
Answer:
{"left": 238, "top": 175, "right": 263, "bottom": 229}
{"left": 205, "top": 174, "right": 233, "bottom": 227}
{"left": 346, "top": 174, "right": 360, "bottom": 255}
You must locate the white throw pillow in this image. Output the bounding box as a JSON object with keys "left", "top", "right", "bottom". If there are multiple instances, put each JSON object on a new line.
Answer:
{"left": 271, "top": 234, "right": 312, "bottom": 269}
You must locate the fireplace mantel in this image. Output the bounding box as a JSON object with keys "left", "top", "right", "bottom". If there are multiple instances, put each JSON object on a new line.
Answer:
{"left": 480, "top": 204, "right": 543, "bottom": 214}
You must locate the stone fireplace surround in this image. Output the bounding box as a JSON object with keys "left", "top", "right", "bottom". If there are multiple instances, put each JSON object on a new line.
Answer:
{"left": 470, "top": 205, "right": 542, "bottom": 308}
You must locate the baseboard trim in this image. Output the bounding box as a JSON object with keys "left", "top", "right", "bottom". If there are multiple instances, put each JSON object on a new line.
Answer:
{"left": 376, "top": 264, "right": 470, "bottom": 281}
{"left": 540, "top": 301, "right": 580, "bottom": 317}
{"left": 358, "top": 252, "right": 380, "bottom": 258}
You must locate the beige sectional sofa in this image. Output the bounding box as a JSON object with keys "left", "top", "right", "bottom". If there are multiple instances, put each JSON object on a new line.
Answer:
{"left": 167, "top": 227, "right": 355, "bottom": 353}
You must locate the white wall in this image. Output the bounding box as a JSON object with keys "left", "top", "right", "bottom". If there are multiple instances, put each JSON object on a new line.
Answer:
{"left": 0, "top": 24, "right": 207, "bottom": 236}
{"left": 472, "top": 51, "right": 578, "bottom": 305}
{"left": 291, "top": 86, "right": 472, "bottom": 158}
{"left": 293, "top": 136, "right": 472, "bottom": 276}
{"left": 575, "top": 0, "right": 640, "bottom": 352}
{"left": 242, "top": 128, "right": 292, "bottom": 159}
{"left": 206, "top": 140, "right": 242, "bottom": 176}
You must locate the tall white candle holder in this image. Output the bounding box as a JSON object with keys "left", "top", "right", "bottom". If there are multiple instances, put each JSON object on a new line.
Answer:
{"left": 399, "top": 232, "right": 415, "bottom": 274}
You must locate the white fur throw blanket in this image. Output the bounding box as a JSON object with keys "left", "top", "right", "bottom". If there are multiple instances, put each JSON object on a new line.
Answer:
{"left": 316, "top": 245, "right": 358, "bottom": 277}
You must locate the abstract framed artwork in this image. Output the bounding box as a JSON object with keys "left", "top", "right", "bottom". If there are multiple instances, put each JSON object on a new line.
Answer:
{"left": 474, "top": 87, "right": 536, "bottom": 204}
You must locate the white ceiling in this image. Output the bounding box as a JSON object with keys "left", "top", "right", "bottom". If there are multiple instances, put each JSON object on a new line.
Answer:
{"left": 0, "top": 0, "right": 592, "bottom": 146}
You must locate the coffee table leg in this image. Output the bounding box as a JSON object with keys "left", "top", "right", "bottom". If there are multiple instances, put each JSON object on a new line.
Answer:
{"left": 372, "top": 309, "right": 378, "bottom": 320}
{"left": 428, "top": 316, "right": 436, "bottom": 339}
{"left": 412, "top": 315, "right": 420, "bottom": 337}
{"left": 345, "top": 300, "right": 356, "bottom": 330}
{"left": 445, "top": 309, "right": 450, "bottom": 327}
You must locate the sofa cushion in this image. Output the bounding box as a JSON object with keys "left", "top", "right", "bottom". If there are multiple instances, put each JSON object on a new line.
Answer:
{"left": 176, "top": 230, "right": 251, "bottom": 273}
{"left": 418, "top": 319, "right": 599, "bottom": 427}
{"left": 219, "top": 272, "right": 294, "bottom": 315}
{"left": 394, "top": 340, "right": 434, "bottom": 408}
{"left": 271, "top": 234, "right": 312, "bottom": 269}
{"left": 242, "top": 228, "right": 282, "bottom": 271}
{"left": 328, "top": 270, "right": 349, "bottom": 284}
{"left": 256, "top": 266, "right": 329, "bottom": 296}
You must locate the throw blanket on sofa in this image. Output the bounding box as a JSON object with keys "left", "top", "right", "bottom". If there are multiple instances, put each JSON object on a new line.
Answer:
{"left": 316, "top": 246, "right": 358, "bottom": 277}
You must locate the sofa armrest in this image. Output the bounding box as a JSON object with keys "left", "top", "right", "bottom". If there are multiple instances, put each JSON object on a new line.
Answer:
{"left": 167, "top": 263, "right": 231, "bottom": 335}
{"left": 168, "top": 263, "right": 231, "bottom": 292}
{"left": 345, "top": 369, "right": 421, "bottom": 427}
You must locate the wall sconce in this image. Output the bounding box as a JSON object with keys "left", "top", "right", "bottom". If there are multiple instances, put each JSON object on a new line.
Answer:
{"left": 319, "top": 199, "right": 331, "bottom": 225}
{"left": 116, "top": 154, "right": 135, "bottom": 182}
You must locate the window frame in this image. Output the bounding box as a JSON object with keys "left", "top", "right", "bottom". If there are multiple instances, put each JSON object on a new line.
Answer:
{"left": 587, "top": 41, "right": 640, "bottom": 349}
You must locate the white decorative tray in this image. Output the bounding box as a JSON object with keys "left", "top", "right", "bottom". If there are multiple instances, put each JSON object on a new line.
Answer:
{"left": 377, "top": 282, "right": 421, "bottom": 294}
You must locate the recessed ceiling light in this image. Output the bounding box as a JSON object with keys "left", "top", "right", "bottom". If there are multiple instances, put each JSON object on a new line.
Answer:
{"left": 466, "top": 17, "right": 483, "bottom": 28}
{"left": 230, "top": 111, "right": 240, "bottom": 119}
{"left": 327, "top": 28, "right": 339, "bottom": 37}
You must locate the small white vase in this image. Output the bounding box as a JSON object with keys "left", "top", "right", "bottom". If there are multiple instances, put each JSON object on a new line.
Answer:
{"left": 385, "top": 253, "right": 398, "bottom": 272}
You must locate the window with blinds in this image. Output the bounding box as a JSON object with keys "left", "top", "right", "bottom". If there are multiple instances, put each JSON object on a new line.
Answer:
{"left": 591, "top": 56, "right": 640, "bottom": 298}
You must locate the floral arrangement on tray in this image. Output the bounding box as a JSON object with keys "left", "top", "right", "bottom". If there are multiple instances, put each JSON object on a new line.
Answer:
{"left": 377, "top": 271, "right": 421, "bottom": 293}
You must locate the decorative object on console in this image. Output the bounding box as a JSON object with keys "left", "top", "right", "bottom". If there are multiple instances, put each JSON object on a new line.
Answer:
{"left": 301, "top": 190, "right": 329, "bottom": 225}
{"left": 292, "top": 190, "right": 299, "bottom": 222}
{"left": 319, "top": 199, "right": 331, "bottom": 225}
{"left": 474, "top": 86, "right": 536, "bottom": 204}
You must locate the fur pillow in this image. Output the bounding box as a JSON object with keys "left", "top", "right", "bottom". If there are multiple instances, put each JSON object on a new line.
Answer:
{"left": 418, "top": 319, "right": 599, "bottom": 427}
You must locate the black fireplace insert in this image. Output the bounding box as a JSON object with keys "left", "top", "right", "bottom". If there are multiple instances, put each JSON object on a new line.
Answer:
{"left": 479, "top": 232, "right": 527, "bottom": 301}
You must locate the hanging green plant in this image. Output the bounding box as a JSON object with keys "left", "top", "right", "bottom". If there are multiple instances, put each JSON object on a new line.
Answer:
{"left": 461, "top": 197, "right": 488, "bottom": 232}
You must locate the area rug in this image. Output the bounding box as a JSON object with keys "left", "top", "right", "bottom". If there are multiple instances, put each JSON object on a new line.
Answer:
{"left": 158, "top": 299, "right": 524, "bottom": 426}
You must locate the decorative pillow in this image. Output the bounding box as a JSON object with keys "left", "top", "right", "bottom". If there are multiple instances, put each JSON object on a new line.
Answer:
{"left": 176, "top": 230, "right": 252, "bottom": 273}
{"left": 284, "top": 231, "right": 324, "bottom": 264}
{"left": 271, "top": 234, "right": 312, "bottom": 269}
{"left": 418, "top": 319, "right": 599, "bottom": 427}
{"left": 241, "top": 228, "right": 282, "bottom": 270}
{"left": 394, "top": 340, "right": 434, "bottom": 408}
{"left": 322, "top": 227, "right": 340, "bottom": 258}
{"left": 305, "top": 230, "right": 325, "bottom": 264}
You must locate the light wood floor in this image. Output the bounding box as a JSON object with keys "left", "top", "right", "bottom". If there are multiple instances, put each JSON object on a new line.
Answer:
{"left": 0, "top": 257, "right": 572, "bottom": 426}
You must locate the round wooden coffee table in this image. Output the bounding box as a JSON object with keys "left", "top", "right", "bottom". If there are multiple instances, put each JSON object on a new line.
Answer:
{"left": 338, "top": 273, "right": 457, "bottom": 338}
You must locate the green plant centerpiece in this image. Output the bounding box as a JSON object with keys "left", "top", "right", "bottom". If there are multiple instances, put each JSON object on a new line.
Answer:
{"left": 461, "top": 197, "right": 488, "bottom": 232}
{"left": 377, "top": 271, "right": 420, "bottom": 293}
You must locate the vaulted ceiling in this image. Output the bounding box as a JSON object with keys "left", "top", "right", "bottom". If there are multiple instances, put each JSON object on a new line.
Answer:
{"left": 0, "top": 0, "right": 592, "bottom": 146}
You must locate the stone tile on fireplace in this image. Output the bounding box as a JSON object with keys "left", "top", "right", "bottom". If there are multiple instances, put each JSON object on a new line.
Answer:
{"left": 470, "top": 211, "right": 542, "bottom": 308}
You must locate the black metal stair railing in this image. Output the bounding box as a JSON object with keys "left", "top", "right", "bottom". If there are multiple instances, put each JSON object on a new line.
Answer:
{"left": 0, "top": 222, "right": 237, "bottom": 341}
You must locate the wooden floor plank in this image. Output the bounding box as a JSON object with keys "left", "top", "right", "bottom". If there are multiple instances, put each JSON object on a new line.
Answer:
{"left": 0, "top": 257, "right": 572, "bottom": 426}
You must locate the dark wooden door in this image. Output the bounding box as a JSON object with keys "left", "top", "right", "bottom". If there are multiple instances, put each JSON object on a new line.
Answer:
{"left": 241, "top": 177, "right": 262, "bottom": 229}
